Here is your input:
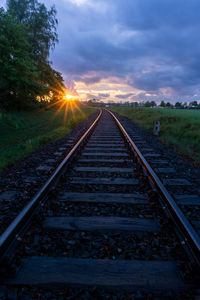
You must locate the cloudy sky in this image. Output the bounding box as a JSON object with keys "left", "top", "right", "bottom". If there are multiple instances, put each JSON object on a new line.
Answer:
{"left": 2, "top": 0, "right": 200, "bottom": 103}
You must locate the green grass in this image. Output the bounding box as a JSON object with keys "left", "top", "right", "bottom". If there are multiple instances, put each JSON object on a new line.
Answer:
{"left": 111, "top": 107, "right": 200, "bottom": 165}
{"left": 0, "top": 103, "right": 96, "bottom": 171}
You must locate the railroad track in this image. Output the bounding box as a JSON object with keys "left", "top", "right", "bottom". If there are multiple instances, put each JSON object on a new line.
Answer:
{"left": 0, "top": 109, "right": 199, "bottom": 298}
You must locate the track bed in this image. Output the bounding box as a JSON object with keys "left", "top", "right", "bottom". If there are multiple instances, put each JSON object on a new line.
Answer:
{"left": 0, "top": 110, "right": 199, "bottom": 299}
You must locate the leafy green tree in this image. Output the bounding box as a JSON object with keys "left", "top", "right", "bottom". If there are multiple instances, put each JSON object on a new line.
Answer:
{"left": 189, "top": 101, "right": 198, "bottom": 108}
{"left": 144, "top": 101, "right": 156, "bottom": 107}
{"left": 160, "top": 100, "right": 166, "bottom": 107}
{"left": 7, "top": 0, "right": 58, "bottom": 63}
{"left": 166, "top": 102, "right": 173, "bottom": 108}
{"left": 38, "top": 63, "right": 65, "bottom": 103}
{"left": 7, "top": 0, "right": 60, "bottom": 92}
{"left": 175, "top": 102, "right": 183, "bottom": 109}
{"left": 0, "top": 8, "right": 46, "bottom": 108}
{"left": 6, "top": 0, "right": 30, "bottom": 23}
{"left": 0, "top": 1, "right": 64, "bottom": 109}
{"left": 150, "top": 101, "right": 156, "bottom": 107}
{"left": 144, "top": 101, "right": 151, "bottom": 107}
{"left": 131, "top": 102, "right": 138, "bottom": 107}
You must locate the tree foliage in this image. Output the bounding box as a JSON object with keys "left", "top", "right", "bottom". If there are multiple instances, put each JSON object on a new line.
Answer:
{"left": 7, "top": 0, "right": 58, "bottom": 63}
{"left": 160, "top": 100, "right": 166, "bottom": 107}
{"left": 0, "top": 1, "right": 65, "bottom": 109}
{"left": 0, "top": 8, "right": 46, "bottom": 108}
{"left": 175, "top": 102, "right": 183, "bottom": 109}
{"left": 144, "top": 101, "right": 156, "bottom": 107}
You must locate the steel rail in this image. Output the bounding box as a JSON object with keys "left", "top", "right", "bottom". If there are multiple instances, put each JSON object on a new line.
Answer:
{"left": 0, "top": 109, "right": 102, "bottom": 261}
{"left": 108, "top": 109, "right": 200, "bottom": 266}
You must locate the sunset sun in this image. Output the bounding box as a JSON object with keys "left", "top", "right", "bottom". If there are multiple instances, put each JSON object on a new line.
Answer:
{"left": 65, "top": 94, "right": 73, "bottom": 100}
{"left": 63, "top": 93, "right": 75, "bottom": 102}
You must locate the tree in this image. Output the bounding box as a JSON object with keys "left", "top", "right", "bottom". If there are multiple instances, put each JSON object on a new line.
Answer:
{"left": 38, "top": 64, "right": 65, "bottom": 103}
{"left": 0, "top": 8, "right": 46, "bottom": 108}
{"left": 175, "top": 102, "right": 183, "bottom": 109}
{"left": 150, "top": 101, "right": 156, "bottom": 107}
{"left": 166, "top": 102, "right": 173, "bottom": 108}
{"left": 131, "top": 102, "right": 138, "bottom": 107}
{"left": 160, "top": 100, "right": 166, "bottom": 107}
{"left": 189, "top": 101, "right": 198, "bottom": 108}
{"left": 6, "top": 0, "right": 30, "bottom": 23}
{"left": 7, "top": 0, "right": 59, "bottom": 85}
{"left": 0, "top": 1, "right": 64, "bottom": 108}
{"left": 144, "top": 101, "right": 151, "bottom": 107}
{"left": 7, "top": 0, "right": 58, "bottom": 63}
{"left": 183, "top": 102, "right": 188, "bottom": 108}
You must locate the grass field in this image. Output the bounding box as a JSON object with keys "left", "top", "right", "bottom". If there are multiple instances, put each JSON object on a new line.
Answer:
{"left": 111, "top": 107, "right": 200, "bottom": 165}
{"left": 0, "top": 102, "right": 96, "bottom": 171}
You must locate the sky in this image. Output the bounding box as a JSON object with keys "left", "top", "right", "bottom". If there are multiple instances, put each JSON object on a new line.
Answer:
{"left": 2, "top": 0, "right": 200, "bottom": 103}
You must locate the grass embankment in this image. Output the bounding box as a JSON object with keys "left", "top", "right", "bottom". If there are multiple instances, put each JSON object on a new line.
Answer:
{"left": 111, "top": 107, "right": 200, "bottom": 164}
{"left": 0, "top": 103, "right": 96, "bottom": 171}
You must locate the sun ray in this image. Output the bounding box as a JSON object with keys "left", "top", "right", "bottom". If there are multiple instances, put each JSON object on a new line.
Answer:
{"left": 43, "top": 78, "right": 85, "bottom": 129}
{"left": 72, "top": 100, "right": 86, "bottom": 118}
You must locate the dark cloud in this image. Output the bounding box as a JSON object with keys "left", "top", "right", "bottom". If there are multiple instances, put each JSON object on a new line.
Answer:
{"left": 42, "top": 0, "right": 200, "bottom": 101}
{"left": 115, "top": 93, "right": 133, "bottom": 99}
{"left": 75, "top": 74, "right": 103, "bottom": 85}
{"left": 98, "top": 93, "right": 110, "bottom": 98}
{"left": 86, "top": 94, "right": 99, "bottom": 100}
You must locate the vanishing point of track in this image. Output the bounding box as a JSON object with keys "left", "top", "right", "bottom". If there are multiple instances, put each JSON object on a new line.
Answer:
{"left": 0, "top": 109, "right": 199, "bottom": 296}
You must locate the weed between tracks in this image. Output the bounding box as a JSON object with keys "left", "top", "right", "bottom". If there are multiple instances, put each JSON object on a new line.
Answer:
{"left": 0, "top": 104, "right": 96, "bottom": 171}
{"left": 111, "top": 107, "right": 200, "bottom": 165}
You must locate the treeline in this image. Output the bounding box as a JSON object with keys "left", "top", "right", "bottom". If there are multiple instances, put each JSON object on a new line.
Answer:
{"left": 121, "top": 100, "right": 200, "bottom": 109}
{"left": 159, "top": 100, "right": 200, "bottom": 109}
{"left": 0, "top": 0, "right": 65, "bottom": 110}
{"left": 88, "top": 99, "right": 200, "bottom": 109}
